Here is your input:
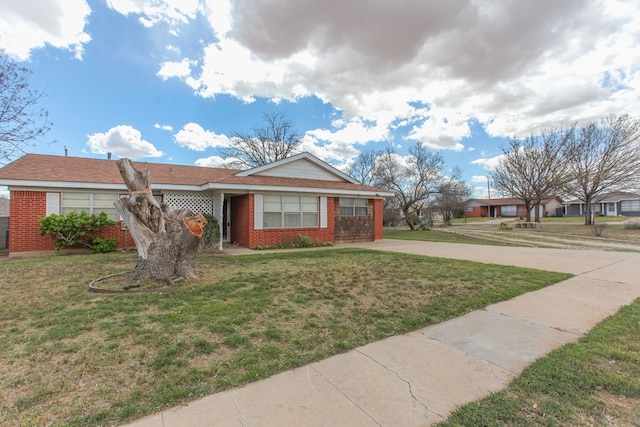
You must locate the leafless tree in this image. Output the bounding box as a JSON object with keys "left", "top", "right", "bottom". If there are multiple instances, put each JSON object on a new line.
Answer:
{"left": 0, "top": 50, "right": 52, "bottom": 164}
{"left": 562, "top": 114, "right": 640, "bottom": 225}
{"left": 348, "top": 150, "right": 381, "bottom": 185}
{"left": 374, "top": 143, "right": 443, "bottom": 230}
{"left": 221, "top": 112, "right": 301, "bottom": 168}
{"left": 490, "top": 128, "right": 569, "bottom": 222}
{"left": 431, "top": 168, "right": 472, "bottom": 226}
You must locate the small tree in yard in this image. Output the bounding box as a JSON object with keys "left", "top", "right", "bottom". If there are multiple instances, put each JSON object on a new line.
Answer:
{"left": 562, "top": 114, "right": 640, "bottom": 225}
{"left": 39, "top": 211, "right": 116, "bottom": 252}
{"left": 490, "top": 129, "right": 569, "bottom": 223}
{"left": 374, "top": 143, "right": 444, "bottom": 230}
{"left": 432, "top": 168, "right": 472, "bottom": 226}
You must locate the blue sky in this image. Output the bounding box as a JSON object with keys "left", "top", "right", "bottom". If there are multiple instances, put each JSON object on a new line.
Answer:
{"left": 1, "top": 0, "right": 639, "bottom": 199}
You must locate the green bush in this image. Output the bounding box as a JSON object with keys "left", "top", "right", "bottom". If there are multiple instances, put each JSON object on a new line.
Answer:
{"left": 624, "top": 222, "right": 640, "bottom": 230}
{"left": 38, "top": 211, "right": 116, "bottom": 252}
{"left": 91, "top": 237, "right": 117, "bottom": 253}
{"left": 199, "top": 214, "right": 220, "bottom": 251}
{"left": 295, "top": 233, "right": 313, "bottom": 248}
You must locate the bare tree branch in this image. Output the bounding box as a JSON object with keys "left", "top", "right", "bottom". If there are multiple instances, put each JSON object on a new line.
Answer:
{"left": 348, "top": 150, "right": 381, "bottom": 186}
{"left": 374, "top": 143, "right": 443, "bottom": 230}
{"left": 431, "top": 168, "right": 472, "bottom": 226}
{"left": 220, "top": 112, "right": 301, "bottom": 168}
{"left": 490, "top": 127, "right": 570, "bottom": 222}
{"left": 0, "top": 50, "right": 52, "bottom": 164}
{"left": 562, "top": 114, "right": 640, "bottom": 225}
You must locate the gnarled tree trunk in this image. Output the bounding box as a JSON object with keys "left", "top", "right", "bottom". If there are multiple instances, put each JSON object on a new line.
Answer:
{"left": 114, "top": 158, "right": 207, "bottom": 281}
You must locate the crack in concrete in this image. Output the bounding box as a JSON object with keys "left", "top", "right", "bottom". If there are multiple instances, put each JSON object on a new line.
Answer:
{"left": 308, "top": 364, "right": 383, "bottom": 426}
{"left": 354, "top": 349, "right": 443, "bottom": 419}
{"left": 229, "top": 395, "right": 246, "bottom": 426}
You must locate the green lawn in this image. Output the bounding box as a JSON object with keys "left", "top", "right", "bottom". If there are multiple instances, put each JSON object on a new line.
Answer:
{"left": 0, "top": 249, "right": 570, "bottom": 426}
{"left": 439, "top": 299, "right": 640, "bottom": 426}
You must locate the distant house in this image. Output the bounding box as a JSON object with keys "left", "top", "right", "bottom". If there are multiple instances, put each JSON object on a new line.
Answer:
{"left": 563, "top": 192, "right": 640, "bottom": 217}
{"left": 0, "top": 153, "right": 392, "bottom": 256}
{"left": 465, "top": 197, "right": 564, "bottom": 219}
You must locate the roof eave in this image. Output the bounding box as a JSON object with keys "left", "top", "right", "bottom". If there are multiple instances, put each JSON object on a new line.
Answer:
{"left": 204, "top": 182, "right": 393, "bottom": 197}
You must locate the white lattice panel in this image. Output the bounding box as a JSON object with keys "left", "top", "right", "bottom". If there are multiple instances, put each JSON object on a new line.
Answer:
{"left": 164, "top": 192, "right": 213, "bottom": 215}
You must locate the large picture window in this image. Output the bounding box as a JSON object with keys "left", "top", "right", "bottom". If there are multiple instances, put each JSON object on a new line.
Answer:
{"left": 621, "top": 200, "right": 640, "bottom": 211}
{"left": 60, "top": 192, "right": 119, "bottom": 220}
{"left": 263, "top": 195, "right": 319, "bottom": 228}
{"left": 339, "top": 198, "right": 368, "bottom": 216}
{"left": 500, "top": 205, "right": 517, "bottom": 216}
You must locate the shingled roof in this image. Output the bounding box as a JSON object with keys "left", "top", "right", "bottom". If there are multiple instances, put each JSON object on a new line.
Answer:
{"left": 0, "top": 153, "right": 389, "bottom": 196}
{"left": 0, "top": 154, "right": 239, "bottom": 186}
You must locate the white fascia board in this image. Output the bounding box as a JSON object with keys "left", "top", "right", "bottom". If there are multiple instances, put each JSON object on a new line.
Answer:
{"left": 1, "top": 179, "right": 393, "bottom": 198}
{"left": 0, "top": 180, "right": 128, "bottom": 191}
{"left": 0, "top": 180, "right": 203, "bottom": 193}
{"left": 202, "top": 182, "right": 393, "bottom": 198}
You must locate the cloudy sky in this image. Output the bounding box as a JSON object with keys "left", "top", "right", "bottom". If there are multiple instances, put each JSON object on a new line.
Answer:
{"left": 1, "top": 0, "right": 639, "bottom": 197}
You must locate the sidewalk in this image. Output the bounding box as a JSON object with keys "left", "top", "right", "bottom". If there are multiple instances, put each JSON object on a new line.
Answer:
{"left": 125, "top": 240, "right": 640, "bottom": 427}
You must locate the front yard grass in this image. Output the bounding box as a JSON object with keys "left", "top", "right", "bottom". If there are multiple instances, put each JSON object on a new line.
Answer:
{"left": 0, "top": 249, "right": 571, "bottom": 426}
{"left": 439, "top": 298, "right": 640, "bottom": 426}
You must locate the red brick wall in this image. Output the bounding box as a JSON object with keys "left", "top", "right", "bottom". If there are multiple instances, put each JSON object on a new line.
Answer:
{"left": 232, "top": 194, "right": 336, "bottom": 248}
{"left": 9, "top": 191, "right": 55, "bottom": 252}
{"left": 373, "top": 198, "right": 384, "bottom": 240}
{"left": 465, "top": 206, "right": 489, "bottom": 218}
{"left": 9, "top": 191, "right": 385, "bottom": 253}
{"left": 9, "top": 190, "right": 132, "bottom": 253}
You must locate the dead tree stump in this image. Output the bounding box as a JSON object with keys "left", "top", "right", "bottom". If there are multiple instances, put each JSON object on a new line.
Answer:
{"left": 114, "top": 159, "right": 207, "bottom": 281}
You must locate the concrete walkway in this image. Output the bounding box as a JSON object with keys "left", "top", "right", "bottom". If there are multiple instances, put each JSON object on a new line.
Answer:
{"left": 125, "top": 240, "right": 640, "bottom": 427}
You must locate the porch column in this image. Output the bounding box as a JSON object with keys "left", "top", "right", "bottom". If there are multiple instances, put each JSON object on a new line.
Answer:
{"left": 218, "top": 192, "right": 225, "bottom": 251}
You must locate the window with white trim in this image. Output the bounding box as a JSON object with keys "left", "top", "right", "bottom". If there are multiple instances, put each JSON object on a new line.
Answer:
{"left": 60, "top": 192, "right": 119, "bottom": 220}
{"left": 500, "top": 205, "right": 517, "bottom": 216}
{"left": 621, "top": 200, "right": 640, "bottom": 211}
{"left": 263, "top": 195, "right": 319, "bottom": 228}
{"left": 339, "top": 198, "right": 368, "bottom": 216}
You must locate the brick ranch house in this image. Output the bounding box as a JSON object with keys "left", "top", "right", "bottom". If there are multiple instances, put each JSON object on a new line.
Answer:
{"left": 465, "top": 197, "right": 564, "bottom": 219}
{"left": 0, "top": 153, "right": 393, "bottom": 256}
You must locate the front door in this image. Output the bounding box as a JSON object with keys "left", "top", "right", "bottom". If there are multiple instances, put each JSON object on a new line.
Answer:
{"left": 223, "top": 197, "right": 231, "bottom": 242}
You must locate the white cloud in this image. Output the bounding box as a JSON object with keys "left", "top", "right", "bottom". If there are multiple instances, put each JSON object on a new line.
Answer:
{"left": 154, "top": 123, "right": 173, "bottom": 132}
{"left": 0, "top": 0, "right": 91, "bottom": 60}
{"left": 298, "top": 137, "right": 360, "bottom": 170}
{"left": 195, "top": 155, "right": 227, "bottom": 167}
{"left": 471, "top": 154, "right": 503, "bottom": 171}
{"left": 406, "top": 111, "right": 470, "bottom": 151}
{"left": 471, "top": 175, "right": 491, "bottom": 184}
{"left": 158, "top": 58, "right": 194, "bottom": 80}
{"left": 87, "top": 125, "right": 163, "bottom": 158}
{"left": 305, "top": 117, "right": 391, "bottom": 146}
{"left": 106, "top": 0, "right": 200, "bottom": 31}
{"left": 174, "top": 122, "right": 232, "bottom": 151}
{"left": 98, "top": 0, "right": 640, "bottom": 153}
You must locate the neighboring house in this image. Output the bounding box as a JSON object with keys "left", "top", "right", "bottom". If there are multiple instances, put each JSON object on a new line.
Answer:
{"left": 465, "top": 197, "right": 564, "bottom": 219}
{"left": 563, "top": 192, "right": 640, "bottom": 217}
{"left": 0, "top": 153, "right": 393, "bottom": 255}
{"left": 0, "top": 197, "right": 9, "bottom": 250}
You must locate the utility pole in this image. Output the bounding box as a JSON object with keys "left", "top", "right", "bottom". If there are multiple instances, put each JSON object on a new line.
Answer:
{"left": 487, "top": 176, "right": 491, "bottom": 199}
